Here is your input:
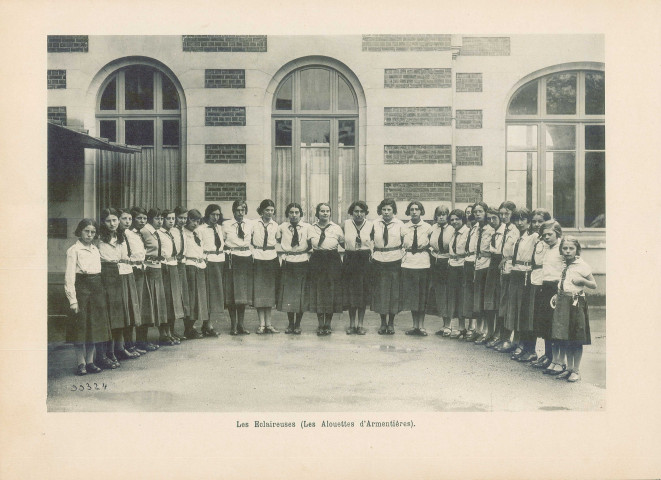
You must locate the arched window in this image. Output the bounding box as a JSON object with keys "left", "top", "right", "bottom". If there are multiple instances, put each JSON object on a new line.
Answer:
{"left": 96, "top": 65, "right": 182, "bottom": 211}
{"left": 272, "top": 66, "right": 358, "bottom": 223}
{"left": 506, "top": 69, "right": 605, "bottom": 228}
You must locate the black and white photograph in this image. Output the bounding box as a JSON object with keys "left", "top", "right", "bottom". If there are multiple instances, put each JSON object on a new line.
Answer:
{"left": 2, "top": 1, "right": 661, "bottom": 478}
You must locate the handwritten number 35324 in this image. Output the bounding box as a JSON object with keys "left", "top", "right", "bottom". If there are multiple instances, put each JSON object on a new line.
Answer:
{"left": 71, "top": 383, "right": 107, "bottom": 391}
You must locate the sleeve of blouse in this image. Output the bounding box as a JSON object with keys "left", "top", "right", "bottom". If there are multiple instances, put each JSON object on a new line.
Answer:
{"left": 337, "top": 224, "right": 345, "bottom": 244}
{"left": 275, "top": 224, "right": 282, "bottom": 242}
{"left": 64, "top": 246, "right": 78, "bottom": 306}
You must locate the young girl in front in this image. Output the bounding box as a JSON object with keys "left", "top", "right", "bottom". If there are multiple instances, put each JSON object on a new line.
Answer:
{"left": 470, "top": 202, "right": 494, "bottom": 344}
{"left": 160, "top": 209, "right": 185, "bottom": 344}
{"left": 428, "top": 205, "right": 454, "bottom": 336}
{"left": 550, "top": 237, "right": 597, "bottom": 382}
{"left": 197, "top": 204, "right": 225, "bottom": 337}
{"left": 183, "top": 209, "right": 208, "bottom": 339}
{"left": 494, "top": 201, "right": 519, "bottom": 352}
{"left": 64, "top": 219, "right": 111, "bottom": 375}
{"left": 447, "top": 209, "right": 470, "bottom": 338}
{"left": 252, "top": 199, "right": 281, "bottom": 334}
{"left": 482, "top": 208, "right": 503, "bottom": 346}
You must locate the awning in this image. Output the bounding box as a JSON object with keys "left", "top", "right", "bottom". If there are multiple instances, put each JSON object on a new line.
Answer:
{"left": 48, "top": 121, "right": 141, "bottom": 154}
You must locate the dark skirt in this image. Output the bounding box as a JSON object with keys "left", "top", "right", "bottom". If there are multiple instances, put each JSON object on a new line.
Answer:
{"left": 101, "top": 262, "right": 129, "bottom": 331}
{"left": 253, "top": 258, "right": 280, "bottom": 308}
{"left": 532, "top": 281, "right": 558, "bottom": 339}
{"left": 498, "top": 273, "right": 511, "bottom": 319}
{"left": 505, "top": 270, "right": 533, "bottom": 332}
{"left": 186, "top": 265, "right": 209, "bottom": 322}
{"left": 308, "top": 250, "right": 343, "bottom": 314}
{"left": 342, "top": 250, "right": 371, "bottom": 309}
{"left": 205, "top": 261, "right": 225, "bottom": 321}
{"left": 370, "top": 260, "right": 401, "bottom": 315}
{"left": 66, "top": 274, "right": 111, "bottom": 344}
{"left": 552, "top": 294, "right": 591, "bottom": 345}
{"left": 277, "top": 261, "right": 309, "bottom": 313}
{"left": 446, "top": 265, "right": 465, "bottom": 318}
{"left": 142, "top": 267, "right": 167, "bottom": 327}
{"left": 483, "top": 254, "right": 502, "bottom": 311}
{"left": 426, "top": 257, "right": 449, "bottom": 317}
{"left": 462, "top": 261, "right": 475, "bottom": 318}
{"left": 473, "top": 267, "right": 489, "bottom": 315}
{"left": 120, "top": 273, "right": 141, "bottom": 327}
{"left": 177, "top": 262, "right": 190, "bottom": 318}
{"left": 399, "top": 267, "right": 430, "bottom": 312}
{"left": 133, "top": 267, "right": 146, "bottom": 314}
{"left": 224, "top": 255, "right": 254, "bottom": 307}
{"left": 162, "top": 264, "right": 184, "bottom": 321}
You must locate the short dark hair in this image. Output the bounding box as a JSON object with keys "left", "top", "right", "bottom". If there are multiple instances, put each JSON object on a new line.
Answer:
{"left": 147, "top": 208, "right": 163, "bottom": 222}
{"left": 498, "top": 201, "right": 517, "bottom": 212}
{"left": 531, "top": 208, "right": 552, "bottom": 222}
{"left": 174, "top": 206, "right": 188, "bottom": 216}
{"left": 187, "top": 209, "right": 202, "bottom": 221}
{"left": 285, "top": 202, "right": 303, "bottom": 218}
{"left": 405, "top": 201, "right": 425, "bottom": 216}
{"left": 449, "top": 209, "right": 465, "bottom": 222}
{"left": 315, "top": 202, "right": 331, "bottom": 219}
{"left": 161, "top": 209, "right": 175, "bottom": 219}
{"left": 74, "top": 218, "right": 98, "bottom": 238}
{"left": 540, "top": 219, "right": 562, "bottom": 239}
{"left": 377, "top": 198, "right": 397, "bottom": 215}
{"left": 512, "top": 207, "right": 532, "bottom": 223}
{"left": 204, "top": 204, "right": 223, "bottom": 223}
{"left": 347, "top": 200, "right": 369, "bottom": 216}
{"left": 232, "top": 200, "right": 248, "bottom": 213}
{"left": 257, "top": 199, "right": 276, "bottom": 216}
{"left": 99, "top": 207, "right": 124, "bottom": 244}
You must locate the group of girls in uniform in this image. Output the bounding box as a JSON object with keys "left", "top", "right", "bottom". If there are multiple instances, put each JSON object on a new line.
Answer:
{"left": 64, "top": 197, "right": 596, "bottom": 382}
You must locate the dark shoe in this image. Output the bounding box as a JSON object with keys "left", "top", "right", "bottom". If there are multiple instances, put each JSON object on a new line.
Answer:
{"left": 132, "top": 345, "right": 147, "bottom": 354}
{"left": 169, "top": 334, "right": 181, "bottom": 345}
{"left": 455, "top": 329, "right": 467, "bottom": 340}
{"left": 96, "top": 357, "right": 117, "bottom": 370}
{"left": 106, "top": 353, "right": 120, "bottom": 367}
{"left": 531, "top": 355, "right": 549, "bottom": 368}
{"left": 474, "top": 334, "right": 488, "bottom": 345}
{"left": 116, "top": 349, "right": 139, "bottom": 360}
{"left": 356, "top": 327, "right": 367, "bottom": 335}
{"left": 545, "top": 363, "right": 566, "bottom": 376}
{"left": 202, "top": 325, "right": 220, "bottom": 337}
{"left": 256, "top": 326, "right": 266, "bottom": 335}
{"left": 293, "top": 327, "right": 302, "bottom": 335}
{"left": 418, "top": 328, "right": 428, "bottom": 336}
{"left": 184, "top": 328, "right": 203, "bottom": 339}
{"left": 86, "top": 363, "right": 102, "bottom": 374}
{"left": 386, "top": 325, "right": 395, "bottom": 335}
{"left": 159, "top": 336, "right": 175, "bottom": 346}
{"left": 346, "top": 327, "right": 356, "bottom": 335}
{"left": 464, "top": 330, "right": 478, "bottom": 342}
{"left": 230, "top": 329, "right": 239, "bottom": 336}
{"left": 556, "top": 369, "right": 571, "bottom": 380}
{"left": 496, "top": 341, "right": 515, "bottom": 353}
{"left": 435, "top": 329, "right": 445, "bottom": 336}
{"left": 567, "top": 371, "right": 581, "bottom": 383}
{"left": 237, "top": 327, "right": 250, "bottom": 335}
{"left": 510, "top": 346, "right": 524, "bottom": 359}
{"left": 173, "top": 331, "right": 186, "bottom": 341}
{"left": 317, "top": 328, "right": 325, "bottom": 336}
{"left": 265, "top": 325, "right": 279, "bottom": 334}
{"left": 325, "top": 327, "right": 332, "bottom": 335}
{"left": 285, "top": 326, "right": 294, "bottom": 334}
{"left": 146, "top": 342, "right": 159, "bottom": 351}
{"left": 405, "top": 328, "right": 419, "bottom": 336}
{"left": 518, "top": 352, "right": 538, "bottom": 363}
{"left": 378, "top": 325, "right": 388, "bottom": 335}
{"left": 76, "top": 364, "right": 87, "bottom": 376}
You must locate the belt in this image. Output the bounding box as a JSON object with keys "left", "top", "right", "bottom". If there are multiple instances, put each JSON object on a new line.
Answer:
{"left": 374, "top": 246, "right": 402, "bottom": 252}
{"left": 76, "top": 272, "right": 101, "bottom": 278}
{"left": 127, "top": 260, "right": 144, "bottom": 266}
{"left": 282, "top": 251, "right": 308, "bottom": 256}
{"left": 101, "top": 260, "right": 119, "bottom": 265}
{"left": 253, "top": 246, "right": 276, "bottom": 250}
{"left": 186, "top": 257, "right": 206, "bottom": 264}
{"left": 204, "top": 250, "right": 223, "bottom": 255}
{"left": 226, "top": 246, "right": 250, "bottom": 252}
{"left": 514, "top": 260, "right": 533, "bottom": 266}
{"left": 532, "top": 265, "right": 542, "bottom": 270}
{"left": 163, "top": 256, "right": 177, "bottom": 262}
{"left": 405, "top": 248, "right": 427, "bottom": 253}
{"left": 450, "top": 253, "right": 467, "bottom": 260}
{"left": 478, "top": 252, "right": 492, "bottom": 258}
{"left": 145, "top": 255, "right": 164, "bottom": 262}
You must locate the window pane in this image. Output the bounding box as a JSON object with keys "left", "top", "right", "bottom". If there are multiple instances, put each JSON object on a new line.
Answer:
{"left": 546, "top": 124, "right": 576, "bottom": 150}
{"left": 163, "top": 120, "right": 179, "bottom": 146}
{"left": 585, "top": 152, "right": 605, "bottom": 227}
{"left": 125, "top": 120, "right": 154, "bottom": 146}
{"left": 585, "top": 125, "right": 605, "bottom": 150}
{"left": 507, "top": 125, "right": 538, "bottom": 149}
{"left": 546, "top": 152, "right": 575, "bottom": 227}
{"left": 275, "top": 76, "right": 293, "bottom": 110}
{"left": 162, "top": 75, "right": 179, "bottom": 110}
{"left": 100, "top": 77, "right": 117, "bottom": 110}
{"left": 508, "top": 82, "right": 538, "bottom": 115}
{"left": 275, "top": 120, "right": 292, "bottom": 146}
{"left": 300, "top": 68, "right": 330, "bottom": 110}
{"left": 339, "top": 120, "right": 355, "bottom": 146}
{"left": 301, "top": 120, "right": 330, "bottom": 145}
{"left": 100, "top": 120, "right": 116, "bottom": 142}
{"left": 125, "top": 67, "right": 154, "bottom": 110}
{"left": 546, "top": 73, "right": 577, "bottom": 115}
{"left": 585, "top": 72, "right": 605, "bottom": 115}
{"left": 338, "top": 76, "right": 357, "bottom": 111}
{"left": 339, "top": 147, "right": 356, "bottom": 224}
{"left": 507, "top": 152, "right": 537, "bottom": 210}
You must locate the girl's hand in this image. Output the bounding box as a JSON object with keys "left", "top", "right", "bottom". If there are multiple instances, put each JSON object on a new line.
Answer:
{"left": 571, "top": 278, "right": 584, "bottom": 287}
{"left": 70, "top": 304, "right": 79, "bottom": 314}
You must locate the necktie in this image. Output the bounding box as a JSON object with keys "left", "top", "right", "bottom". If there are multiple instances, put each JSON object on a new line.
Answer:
{"left": 382, "top": 221, "right": 389, "bottom": 246}
{"left": 291, "top": 225, "right": 299, "bottom": 248}
{"left": 532, "top": 240, "right": 540, "bottom": 268}
{"left": 155, "top": 230, "right": 162, "bottom": 259}
{"left": 512, "top": 236, "right": 522, "bottom": 263}
{"left": 353, "top": 220, "right": 364, "bottom": 249}
{"left": 166, "top": 230, "right": 177, "bottom": 257}
{"left": 465, "top": 227, "right": 472, "bottom": 253}
{"left": 237, "top": 222, "right": 245, "bottom": 240}
{"left": 452, "top": 230, "right": 458, "bottom": 254}
{"left": 559, "top": 261, "right": 572, "bottom": 292}
{"left": 476, "top": 225, "right": 483, "bottom": 255}
{"left": 212, "top": 225, "right": 221, "bottom": 252}
{"left": 317, "top": 225, "right": 329, "bottom": 248}
{"left": 491, "top": 229, "right": 497, "bottom": 248}
{"left": 501, "top": 225, "right": 509, "bottom": 254}
{"left": 125, "top": 233, "right": 132, "bottom": 258}
{"left": 179, "top": 227, "right": 185, "bottom": 252}
{"left": 193, "top": 230, "right": 201, "bottom": 247}
{"left": 411, "top": 225, "right": 419, "bottom": 253}
{"left": 262, "top": 223, "right": 269, "bottom": 250}
{"left": 136, "top": 228, "right": 147, "bottom": 246}
{"left": 437, "top": 225, "right": 444, "bottom": 253}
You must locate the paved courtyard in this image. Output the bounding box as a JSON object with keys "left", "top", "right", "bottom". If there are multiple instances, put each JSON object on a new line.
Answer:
{"left": 47, "top": 307, "right": 606, "bottom": 412}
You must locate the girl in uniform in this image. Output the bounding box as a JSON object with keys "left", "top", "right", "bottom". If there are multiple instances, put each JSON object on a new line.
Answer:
{"left": 160, "top": 209, "right": 185, "bottom": 344}
{"left": 342, "top": 201, "right": 373, "bottom": 335}
{"left": 277, "top": 203, "right": 311, "bottom": 334}
{"left": 531, "top": 220, "right": 563, "bottom": 370}
{"left": 127, "top": 207, "right": 149, "bottom": 353}
{"left": 461, "top": 204, "right": 481, "bottom": 341}
{"left": 447, "top": 209, "right": 470, "bottom": 338}
{"left": 196, "top": 204, "right": 224, "bottom": 337}
{"left": 401, "top": 201, "right": 432, "bottom": 336}
{"left": 465, "top": 205, "right": 474, "bottom": 230}
{"left": 549, "top": 237, "right": 596, "bottom": 382}
{"left": 471, "top": 202, "right": 495, "bottom": 344}
{"left": 138, "top": 208, "right": 168, "bottom": 348}
{"left": 494, "top": 201, "right": 519, "bottom": 352}
{"left": 223, "top": 200, "right": 254, "bottom": 335}
{"left": 173, "top": 206, "right": 191, "bottom": 339}
{"left": 308, "top": 202, "right": 345, "bottom": 335}
{"left": 65, "top": 219, "right": 111, "bottom": 375}
{"left": 370, "top": 198, "right": 405, "bottom": 335}
{"left": 183, "top": 209, "right": 208, "bottom": 339}
{"left": 252, "top": 199, "right": 280, "bottom": 334}
{"left": 428, "top": 206, "right": 454, "bottom": 336}
{"left": 482, "top": 208, "right": 503, "bottom": 346}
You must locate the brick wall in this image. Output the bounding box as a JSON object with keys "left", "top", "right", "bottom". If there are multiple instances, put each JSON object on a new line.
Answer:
{"left": 456, "top": 146, "right": 483, "bottom": 166}
{"left": 456, "top": 73, "right": 482, "bottom": 92}
{"left": 205, "top": 107, "right": 246, "bottom": 126}
{"left": 205, "top": 144, "right": 247, "bottom": 163}
{"left": 461, "top": 37, "right": 510, "bottom": 56}
{"left": 384, "top": 182, "right": 483, "bottom": 202}
{"left": 363, "top": 34, "right": 451, "bottom": 51}
{"left": 205, "top": 182, "right": 247, "bottom": 201}
{"left": 48, "top": 106, "right": 67, "bottom": 125}
{"left": 47, "top": 70, "right": 66, "bottom": 89}
{"left": 47, "top": 35, "right": 88, "bottom": 53}
{"left": 384, "top": 107, "right": 451, "bottom": 126}
{"left": 205, "top": 69, "right": 245, "bottom": 88}
{"left": 384, "top": 68, "right": 451, "bottom": 88}
{"left": 455, "top": 110, "right": 482, "bottom": 129}
{"left": 183, "top": 35, "right": 267, "bottom": 52}
{"left": 384, "top": 145, "right": 451, "bottom": 164}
